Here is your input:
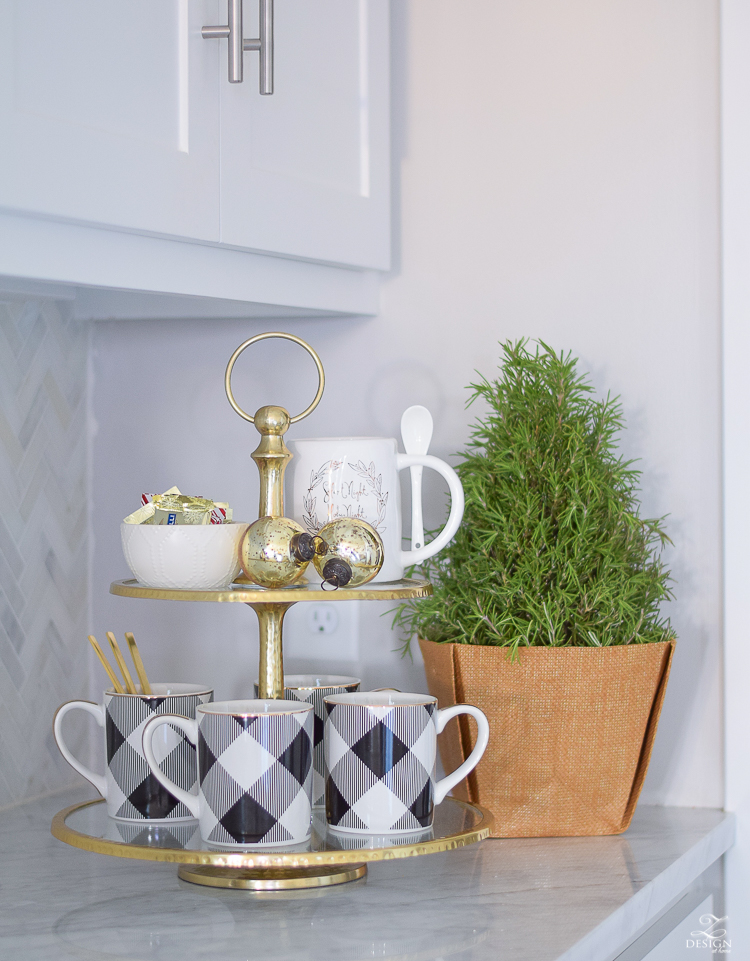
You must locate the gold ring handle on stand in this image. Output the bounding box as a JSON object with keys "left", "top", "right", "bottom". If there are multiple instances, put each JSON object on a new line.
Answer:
{"left": 224, "top": 332, "right": 325, "bottom": 424}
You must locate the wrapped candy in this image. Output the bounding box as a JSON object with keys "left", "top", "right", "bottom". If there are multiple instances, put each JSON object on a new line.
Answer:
{"left": 124, "top": 487, "right": 233, "bottom": 525}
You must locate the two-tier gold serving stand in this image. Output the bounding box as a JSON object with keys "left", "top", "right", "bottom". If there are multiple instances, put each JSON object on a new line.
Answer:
{"left": 52, "top": 333, "right": 493, "bottom": 890}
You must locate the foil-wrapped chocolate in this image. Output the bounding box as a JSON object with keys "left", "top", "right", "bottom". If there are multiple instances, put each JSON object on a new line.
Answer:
{"left": 123, "top": 487, "right": 233, "bottom": 525}
{"left": 152, "top": 493, "right": 213, "bottom": 526}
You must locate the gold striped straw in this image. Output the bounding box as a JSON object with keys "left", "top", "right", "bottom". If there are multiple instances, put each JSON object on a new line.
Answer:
{"left": 106, "top": 632, "right": 137, "bottom": 694}
{"left": 125, "top": 632, "right": 152, "bottom": 695}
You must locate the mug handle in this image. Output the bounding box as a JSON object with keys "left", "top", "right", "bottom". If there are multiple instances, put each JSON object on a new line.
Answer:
{"left": 53, "top": 701, "right": 108, "bottom": 799}
{"left": 142, "top": 714, "right": 201, "bottom": 818}
{"left": 433, "top": 704, "right": 490, "bottom": 805}
{"left": 396, "top": 454, "right": 465, "bottom": 568}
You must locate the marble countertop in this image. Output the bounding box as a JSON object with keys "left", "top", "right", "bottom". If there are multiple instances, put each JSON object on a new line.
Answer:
{"left": 0, "top": 789, "right": 734, "bottom": 961}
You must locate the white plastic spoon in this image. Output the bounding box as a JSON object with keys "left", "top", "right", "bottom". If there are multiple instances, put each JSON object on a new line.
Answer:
{"left": 400, "top": 405, "right": 434, "bottom": 552}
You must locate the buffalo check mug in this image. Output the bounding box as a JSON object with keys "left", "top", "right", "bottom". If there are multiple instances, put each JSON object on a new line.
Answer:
{"left": 254, "top": 674, "right": 360, "bottom": 808}
{"left": 324, "top": 691, "right": 489, "bottom": 834}
{"left": 53, "top": 684, "right": 213, "bottom": 821}
{"left": 142, "top": 699, "right": 314, "bottom": 847}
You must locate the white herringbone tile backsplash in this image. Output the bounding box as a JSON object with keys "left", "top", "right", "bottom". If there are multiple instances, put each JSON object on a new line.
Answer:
{"left": 0, "top": 296, "right": 90, "bottom": 807}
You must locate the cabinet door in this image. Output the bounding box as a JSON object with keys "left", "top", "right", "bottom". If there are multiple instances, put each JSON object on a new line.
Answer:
{"left": 0, "top": 1, "right": 220, "bottom": 241}
{"left": 219, "top": 0, "right": 390, "bottom": 269}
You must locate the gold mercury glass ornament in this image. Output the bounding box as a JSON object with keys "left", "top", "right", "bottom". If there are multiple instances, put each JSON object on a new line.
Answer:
{"left": 240, "top": 517, "right": 327, "bottom": 589}
{"left": 314, "top": 518, "right": 384, "bottom": 589}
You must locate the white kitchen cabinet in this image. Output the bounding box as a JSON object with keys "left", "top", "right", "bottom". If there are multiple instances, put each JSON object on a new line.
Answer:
{"left": 0, "top": 1, "right": 221, "bottom": 242}
{"left": 0, "top": 0, "right": 390, "bottom": 316}
{"left": 219, "top": 0, "right": 390, "bottom": 269}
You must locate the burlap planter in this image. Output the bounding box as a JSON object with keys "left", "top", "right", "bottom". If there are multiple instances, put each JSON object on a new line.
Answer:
{"left": 420, "top": 638, "right": 674, "bottom": 837}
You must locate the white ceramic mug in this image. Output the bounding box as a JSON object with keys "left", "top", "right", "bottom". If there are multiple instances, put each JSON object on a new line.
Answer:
{"left": 143, "top": 699, "right": 315, "bottom": 847}
{"left": 254, "top": 675, "right": 361, "bottom": 808}
{"left": 53, "top": 684, "right": 213, "bottom": 821}
{"left": 289, "top": 437, "right": 464, "bottom": 582}
{"left": 324, "top": 691, "right": 489, "bottom": 834}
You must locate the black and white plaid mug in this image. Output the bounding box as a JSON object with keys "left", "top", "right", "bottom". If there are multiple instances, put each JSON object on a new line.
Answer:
{"left": 53, "top": 684, "right": 213, "bottom": 821}
{"left": 142, "top": 699, "right": 314, "bottom": 846}
{"left": 254, "top": 675, "right": 360, "bottom": 807}
{"left": 324, "top": 691, "right": 489, "bottom": 834}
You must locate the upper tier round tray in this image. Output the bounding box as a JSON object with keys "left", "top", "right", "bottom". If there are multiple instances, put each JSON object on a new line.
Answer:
{"left": 110, "top": 577, "right": 432, "bottom": 603}
{"left": 52, "top": 797, "right": 492, "bottom": 891}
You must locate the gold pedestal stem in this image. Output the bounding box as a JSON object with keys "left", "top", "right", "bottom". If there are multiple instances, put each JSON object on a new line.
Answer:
{"left": 250, "top": 602, "right": 295, "bottom": 699}
{"left": 249, "top": 406, "right": 295, "bottom": 699}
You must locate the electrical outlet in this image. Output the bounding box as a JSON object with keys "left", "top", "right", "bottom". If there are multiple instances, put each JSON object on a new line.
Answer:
{"left": 307, "top": 604, "right": 339, "bottom": 634}
{"left": 282, "top": 600, "right": 359, "bottom": 661}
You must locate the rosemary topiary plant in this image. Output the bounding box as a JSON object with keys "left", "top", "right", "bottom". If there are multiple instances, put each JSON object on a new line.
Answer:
{"left": 396, "top": 340, "right": 676, "bottom": 655}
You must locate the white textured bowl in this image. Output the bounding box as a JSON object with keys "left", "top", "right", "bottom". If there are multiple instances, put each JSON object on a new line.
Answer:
{"left": 121, "top": 522, "right": 249, "bottom": 590}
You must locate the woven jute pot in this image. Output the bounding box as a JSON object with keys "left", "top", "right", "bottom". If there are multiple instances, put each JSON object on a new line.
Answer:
{"left": 420, "top": 638, "right": 674, "bottom": 837}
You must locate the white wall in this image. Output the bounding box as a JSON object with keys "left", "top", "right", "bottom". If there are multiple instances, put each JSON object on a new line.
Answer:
{"left": 92, "top": 0, "right": 722, "bottom": 807}
{"left": 720, "top": 0, "right": 750, "bottom": 939}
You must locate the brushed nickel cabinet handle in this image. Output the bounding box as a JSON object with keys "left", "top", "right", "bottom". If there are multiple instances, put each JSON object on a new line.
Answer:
{"left": 203, "top": 0, "right": 274, "bottom": 93}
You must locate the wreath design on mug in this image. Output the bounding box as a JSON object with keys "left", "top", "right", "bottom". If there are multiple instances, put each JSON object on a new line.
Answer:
{"left": 349, "top": 460, "right": 389, "bottom": 531}
{"left": 303, "top": 459, "right": 388, "bottom": 533}
{"left": 302, "top": 460, "right": 342, "bottom": 533}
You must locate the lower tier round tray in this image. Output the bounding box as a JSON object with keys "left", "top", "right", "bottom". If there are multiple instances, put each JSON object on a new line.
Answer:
{"left": 52, "top": 797, "right": 493, "bottom": 891}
